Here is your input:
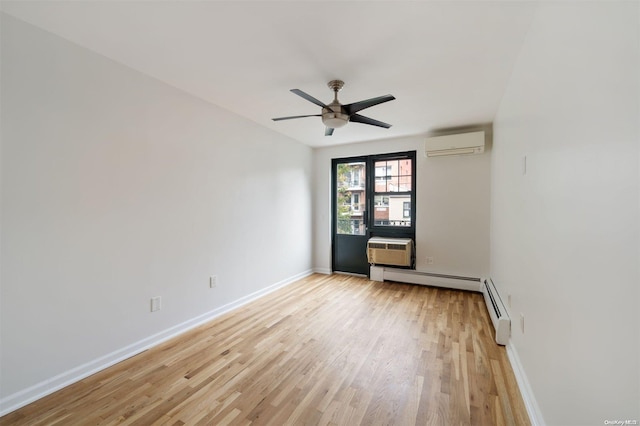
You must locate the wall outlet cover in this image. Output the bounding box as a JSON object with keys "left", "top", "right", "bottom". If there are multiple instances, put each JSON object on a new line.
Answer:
{"left": 151, "top": 296, "right": 161, "bottom": 312}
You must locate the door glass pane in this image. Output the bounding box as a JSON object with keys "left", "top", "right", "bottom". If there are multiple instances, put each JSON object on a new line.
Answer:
{"left": 336, "top": 162, "right": 366, "bottom": 235}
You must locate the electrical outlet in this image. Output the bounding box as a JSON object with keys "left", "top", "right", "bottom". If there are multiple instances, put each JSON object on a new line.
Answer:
{"left": 520, "top": 313, "right": 525, "bottom": 333}
{"left": 210, "top": 276, "right": 217, "bottom": 288}
{"left": 151, "top": 296, "right": 161, "bottom": 312}
{"left": 426, "top": 257, "right": 434, "bottom": 265}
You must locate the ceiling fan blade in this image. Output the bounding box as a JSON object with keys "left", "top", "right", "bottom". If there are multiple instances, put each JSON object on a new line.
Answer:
{"left": 272, "top": 114, "right": 321, "bottom": 121}
{"left": 325, "top": 127, "right": 334, "bottom": 136}
{"left": 290, "top": 89, "right": 327, "bottom": 108}
{"left": 349, "top": 114, "right": 392, "bottom": 129}
{"left": 343, "top": 95, "right": 395, "bottom": 115}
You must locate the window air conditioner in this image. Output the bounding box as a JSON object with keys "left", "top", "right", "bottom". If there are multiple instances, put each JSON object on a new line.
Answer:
{"left": 367, "top": 237, "right": 413, "bottom": 267}
{"left": 425, "top": 131, "right": 485, "bottom": 157}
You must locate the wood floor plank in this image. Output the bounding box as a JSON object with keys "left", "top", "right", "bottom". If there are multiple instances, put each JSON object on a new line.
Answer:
{"left": 1, "top": 274, "right": 530, "bottom": 425}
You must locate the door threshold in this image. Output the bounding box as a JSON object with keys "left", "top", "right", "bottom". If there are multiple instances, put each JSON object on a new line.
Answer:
{"left": 333, "top": 271, "right": 368, "bottom": 278}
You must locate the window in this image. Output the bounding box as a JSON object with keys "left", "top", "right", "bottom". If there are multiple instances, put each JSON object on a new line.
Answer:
{"left": 351, "top": 171, "right": 359, "bottom": 187}
{"left": 333, "top": 153, "right": 415, "bottom": 239}
{"left": 374, "top": 196, "right": 389, "bottom": 206}
{"left": 372, "top": 157, "right": 414, "bottom": 228}
{"left": 352, "top": 193, "right": 360, "bottom": 210}
{"left": 375, "top": 166, "right": 391, "bottom": 181}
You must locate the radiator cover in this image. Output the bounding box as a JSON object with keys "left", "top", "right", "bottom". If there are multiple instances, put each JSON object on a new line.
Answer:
{"left": 482, "top": 278, "right": 511, "bottom": 345}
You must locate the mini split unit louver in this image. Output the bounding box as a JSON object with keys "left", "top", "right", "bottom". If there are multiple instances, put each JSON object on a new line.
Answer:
{"left": 425, "top": 131, "right": 485, "bottom": 157}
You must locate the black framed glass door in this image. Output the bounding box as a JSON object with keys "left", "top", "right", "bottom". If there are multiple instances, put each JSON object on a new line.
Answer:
{"left": 332, "top": 158, "right": 369, "bottom": 275}
{"left": 332, "top": 151, "right": 416, "bottom": 276}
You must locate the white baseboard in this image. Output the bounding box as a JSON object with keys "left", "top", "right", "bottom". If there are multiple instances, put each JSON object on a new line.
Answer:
{"left": 506, "top": 341, "right": 546, "bottom": 426}
{"left": 313, "top": 267, "right": 332, "bottom": 275}
{"left": 0, "top": 269, "right": 313, "bottom": 417}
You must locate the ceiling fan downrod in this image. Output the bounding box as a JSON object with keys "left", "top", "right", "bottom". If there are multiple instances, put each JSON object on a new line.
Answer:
{"left": 327, "top": 79, "right": 344, "bottom": 100}
{"left": 323, "top": 80, "right": 349, "bottom": 129}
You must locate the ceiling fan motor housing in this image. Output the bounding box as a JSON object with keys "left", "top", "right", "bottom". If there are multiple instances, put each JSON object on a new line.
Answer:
{"left": 322, "top": 103, "right": 349, "bottom": 128}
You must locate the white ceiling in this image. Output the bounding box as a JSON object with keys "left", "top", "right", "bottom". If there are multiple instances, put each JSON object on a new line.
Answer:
{"left": 1, "top": 1, "right": 538, "bottom": 148}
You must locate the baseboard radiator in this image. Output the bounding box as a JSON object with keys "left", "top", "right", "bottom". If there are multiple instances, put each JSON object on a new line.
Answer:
{"left": 481, "top": 278, "right": 510, "bottom": 345}
{"left": 371, "top": 266, "right": 482, "bottom": 293}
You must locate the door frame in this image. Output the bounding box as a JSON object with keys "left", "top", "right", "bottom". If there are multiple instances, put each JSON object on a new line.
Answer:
{"left": 331, "top": 151, "right": 417, "bottom": 275}
{"left": 331, "top": 156, "right": 370, "bottom": 275}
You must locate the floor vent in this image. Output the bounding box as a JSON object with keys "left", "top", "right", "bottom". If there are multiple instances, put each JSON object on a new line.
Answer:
{"left": 482, "top": 278, "right": 510, "bottom": 345}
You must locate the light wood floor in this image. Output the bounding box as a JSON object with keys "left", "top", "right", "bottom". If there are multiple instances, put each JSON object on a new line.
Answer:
{"left": 1, "top": 274, "right": 530, "bottom": 426}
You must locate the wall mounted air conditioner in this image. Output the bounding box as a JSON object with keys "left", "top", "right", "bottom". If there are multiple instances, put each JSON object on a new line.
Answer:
{"left": 425, "top": 131, "right": 485, "bottom": 157}
{"left": 367, "top": 237, "right": 413, "bottom": 267}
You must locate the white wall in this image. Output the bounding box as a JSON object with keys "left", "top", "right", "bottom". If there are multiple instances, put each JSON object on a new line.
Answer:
{"left": 313, "top": 133, "right": 491, "bottom": 278}
{"left": 0, "top": 14, "right": 313, "bottom": 412}
{"left": 491, "top": 2, "right": 639, "bottom": 425}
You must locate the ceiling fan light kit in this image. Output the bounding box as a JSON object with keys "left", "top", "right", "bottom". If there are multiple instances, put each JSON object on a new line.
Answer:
{"left": 273, "top": 80, "right": 395, "bottom": 136}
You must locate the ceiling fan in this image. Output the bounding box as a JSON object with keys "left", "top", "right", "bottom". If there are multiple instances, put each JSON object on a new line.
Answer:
{"left": 272, "top": 80, "right": 395, "bottom": 136}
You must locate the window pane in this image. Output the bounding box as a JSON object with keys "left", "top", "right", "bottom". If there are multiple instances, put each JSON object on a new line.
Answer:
{"left": 388, "top": 175, "right": 400, "bottom": 192}
{"left": 374, "top": 195, "right": 389, "bottom": 206}
{"left": 373, "top": 157, "right": 413, "bottom": 227}
{"left": 385, "top": 195, "right": 411, "bottom": 226}
{"left": 399, "top": 159, "right": 412, "bottom": 190}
